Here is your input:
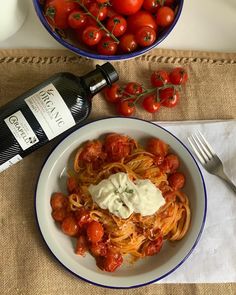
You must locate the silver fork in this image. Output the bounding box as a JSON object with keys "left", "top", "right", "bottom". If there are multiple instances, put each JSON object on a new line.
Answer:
{"left": 188, "top": 131, "right": 236, "bottom": 194}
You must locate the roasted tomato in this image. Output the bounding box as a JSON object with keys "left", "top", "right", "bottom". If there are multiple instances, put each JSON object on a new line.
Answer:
{"left": 159, "top": 154, "right": 180, "bottom": 174}
{"left": 104, "top": 133, "right": 133, "bottom": 161}
{"left": 79, "top": 140, "right": 106, "bottom": 163}
{"left": 168, "top": 172, "right": 185, "bottom": 190}
{"left": 146, "top": 138, "right": 169, "bottom": 157}
{"left": 96, "top": 251, "right": 123, "bottom": 272}
{"left": 143, "top": 236, "right": 163, "bottom": 256}
{"left": 75, "top": 235, "right": 88, "bottom": 256}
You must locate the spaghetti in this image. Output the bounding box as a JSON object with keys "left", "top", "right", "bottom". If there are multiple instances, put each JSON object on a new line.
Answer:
{"left": 50, "top": 133, "right": 191, "bottom": 272}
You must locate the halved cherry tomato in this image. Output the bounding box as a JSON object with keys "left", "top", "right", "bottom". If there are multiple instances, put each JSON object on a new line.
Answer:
{"left": 75, "top": 208, "right": 92, "bottom": 228}
{"left": 143, "top": 0, "right": 161, "bottom": 13}
{"left": 146, "top": 138, "right": 169, "bottom": 156}
{"left": 127, "top": 11, "right": 157, "bottom": 33}
{"left": 168, "top": 172, "right": 185, "bottom": 190}
{"left": 82, "top": 26, "right": 102, "bottom": 46}
{"left": 119, "top": 33, "right": 138, "bottom": 53}
{"left": 159, "top": 154, "right": 180, "bottom": 174}
{"left": 150, "top": 70, "right": 170, "bottom": 87}
{"left": 86, "top": 221, "right": 104, "bottom": 243}
{"left": 50, "top": 192, "right": 67, "bottom": 210}
{"left": 169, "top": 67, "right": 188, "bottom": 85}
{"left": 97, "top": 37, "right": 118, "bottom": 55}
{"left": 142, "top": 94, "right": 161, "bottom": 113}
{"left": 61, "top": 216, "right": 79, "bottom": 236}
{"left": 97, "top": 251, "right": 123, "bottom": 272}
{"left": 68, "top": 10, "right": 87, "bottom": 29}
{"left": 159, "top": 87, "right": 180, "bottom": 108}
{"left": 103, "top": 83, "right": 122, "bottom": 103}
{"left": 111, "top": 0, "right": 144, "bottom": 15}
{"left": 88, "top": 2, "right": 108, "bottom": 21}
{"left": 156, "top": 6, "right": 174, "bottom": 27}
{"left": 75, "top": 235, "right": 88, "bottom": 256}
{"left": 117, "top": 100, "right": 135, "bottom": 117}
{"left": 45, "top": 0, "right": 77, "bottom": 29}
{"left": 106, "top": 15, "right": 127, "bottom": 37}
{"left": 135, "top": 26, "right": 156, "bottom": 47}
{"left": 143, "top": 236, "right": 163, "bottom": 256}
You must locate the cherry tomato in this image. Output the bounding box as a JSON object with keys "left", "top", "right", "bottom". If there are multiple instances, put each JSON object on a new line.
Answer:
{"left": 81, "top": 0, "right": 94, "bottom": 7}
{"left": 168, "top": 172, "right": 185, "bottom": 190}
{"left": 82, "top": 26, "right": 102, "bottom": 46}
{"left": 97, "top": 251, "right": 123, "bottom": 272}
{"left": 106, "top": 15, "right": 127, "bottom": 37}
{"left": 111, "top": 0, "right": 144, "bottom": 15}
{"left": 159, "top": 154, "right": 180, "bottom": 174}
{"left": 104, "top": 83, "right": 122, "bottom": 103}
{"left": 67, "top": 176, "right": 78, "bottom": 194}
{"left": 150, "top": 70, "right": 170, "bottom": 87}
{"left": 143, "top": 0, "right": 161, "bottom": 13}
{"left": 97, "top": 37, "right": 118, "bottom": 55}
{"left": 50, "top": 192, "right": 67, "bottom": 210}
{"left": 135, "top": 26, "right": 156, "bottom": 47}
{"left": 119, "top": 33, "right": 138, "bottom": 53}
{"left": 90, "top": 242, "right": 107, "bottom": 257}
{"left": 51, "top": 208, "right": 67, "bottom": 222}
{"left": 86, "top": 221, "right": 104, "bottom": 243}
{"left": 68, "top": 10, "right": 87, "bottom": 29}
{"left": 156, "top": 6, "right": 175, "bottom": 27}
{"left": 143, "top": 236, "right": 163, "bottom": 256}
{"left": 127, "top": 11, "right": 157, "bottom": 33}
{"left": 61, "top": 216, "right": 79, "bottom": 236}
{"left": 104, "top": 133, "right": 133, "bottom": 161}
{"left": 75, "top": 208, "right": 92, "bottom": 228}
{"left": 107, "top": 7, "right": 117, "bottom": 18}
{"left": 75, "top": 235, "right": 88, "bottom": 256}
{"left": 45, "top": 0, "right": 77, "bottom": 29}
{"left": 117, "top": 100, "right": 135, "bottom": 116}
{"left": 169, "top": 67, "right": 188, "bottom": 85}
{"left": 124, "top": 82, "right": 143, "bottom": 96}
{"left": 159, "top": 87, "right": 180, "bottom": 108}
{"left": 146, "top": 138, "right": 169, "bottom": 156}
{"left": 142, "top": 95, "right": 161, "bottom": 113}
{"left": 88, "top": 2, "right": 108, "bottom": 21}
{"left": 164, "top": 0, "right": 175, "bottom": 7}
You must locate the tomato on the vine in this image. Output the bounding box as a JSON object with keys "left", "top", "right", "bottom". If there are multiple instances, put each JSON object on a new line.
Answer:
{"left": 97, "top": 37, "right": 118, "bottom": 55}
{"left": 159, "top": 87, "right": 180, "bottom": 108}
{"left": 68, "top": 10, "right": 87, "bottom": 29}
{"left": 82, "top": 26, "right": 102, "bottom": 46}
{"left": 106, "top": 15, "right": 127, "bottom": 37}
{"left": 151, "top": 70, "right": 170, "bottom": 87}
{"left": 88, "top": 2, "right": 108, "bottom": 21}
{"left": 142, "top": 95, "right": 161, "bottom": 113}
{"left": 117, "top": 100, "right": 136, "bottom": 116}
{"left": 111, "top": 0, "right": 144, "bottom": 15}
{"left": 104, "top": 84, "right": 122, "bottom": 103}
{"left": 45, "top": 0, "right": 77, "bottom": 29}
{"left": 124, "top": 82, "right": 143, "bottom": 96}
{"left": 135, "top": 26, "right": 156, "bottom": 47}
{"left": 127, "top": 11, "right": 157, "bottom": 33}
{"left": 169, "top": 67, "right": 188, "bottom": 85}
{"left": 156, "top": 6, "right": 175, "bottom": 27}
{"left": 119, "top": 33, "right": 138, "bottom": 53}
{"left": 143, "top": 0, "right": 161, "bottom": 13}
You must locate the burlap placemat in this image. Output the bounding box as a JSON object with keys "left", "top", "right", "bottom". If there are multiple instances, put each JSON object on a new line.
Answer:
{"left": 0, "top": 49, "right": 235, "bottom": 295}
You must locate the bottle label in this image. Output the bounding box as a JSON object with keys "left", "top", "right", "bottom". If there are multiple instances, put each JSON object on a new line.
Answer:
{"left": 25, "top": 83, "right": 76, "bottom": 140}
{"left": 0, "top": 154, "right": 22, "bottom": 173}
{"left": 4, "top": 110, "right": 39, "bottom": 151}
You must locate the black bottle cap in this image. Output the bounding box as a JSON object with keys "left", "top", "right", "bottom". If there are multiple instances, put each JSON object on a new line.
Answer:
{"left": 96, "top": 62, "right": 119, "bottom": 86}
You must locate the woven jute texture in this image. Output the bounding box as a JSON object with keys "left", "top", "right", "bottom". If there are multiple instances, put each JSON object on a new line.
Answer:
{"left": 0, "top": 49, "right": 236, "bottom": 295}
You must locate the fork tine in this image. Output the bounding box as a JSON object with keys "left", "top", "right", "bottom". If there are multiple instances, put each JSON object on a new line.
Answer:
{"left": 194, "top": 132, "right": 212, "bottom": 159}
{"left": 188, "top": 136, "right": 205, "bottom": 164}
{"left": 198, "top": 131, "right": 216, "bottom": 156}
{"left": 190, "top": 134, "right": 210, "bottom": 162}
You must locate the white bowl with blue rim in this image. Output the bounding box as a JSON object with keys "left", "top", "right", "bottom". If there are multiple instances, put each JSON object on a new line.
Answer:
{"left": 32, "top": 0, "right": 184, "bottom": 61}
{"left": 35, "top": 117, "right": 207, "bottom": 289}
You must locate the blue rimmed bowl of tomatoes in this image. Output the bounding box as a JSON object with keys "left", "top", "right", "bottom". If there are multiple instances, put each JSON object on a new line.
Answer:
{"left": 33, "top": 0, "right": 184, "bottom": 60}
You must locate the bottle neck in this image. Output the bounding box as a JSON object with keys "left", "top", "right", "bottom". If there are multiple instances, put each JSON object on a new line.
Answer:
{"left": 81, "top": 68, "right": 110, "bottom": 96}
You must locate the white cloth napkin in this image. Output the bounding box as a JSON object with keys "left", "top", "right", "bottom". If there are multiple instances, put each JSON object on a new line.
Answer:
{"left": 153, "top": 120, "right": 236, "bottom": 283}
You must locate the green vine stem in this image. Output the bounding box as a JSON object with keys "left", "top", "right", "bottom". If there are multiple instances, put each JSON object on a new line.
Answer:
{"left": 75, "top": 0, "right": 119, "bottom": 43}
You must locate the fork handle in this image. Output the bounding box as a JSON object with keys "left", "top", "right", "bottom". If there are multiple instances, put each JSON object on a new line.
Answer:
{"left": 216, "top": 170, "right": 236, "bottom": 194}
